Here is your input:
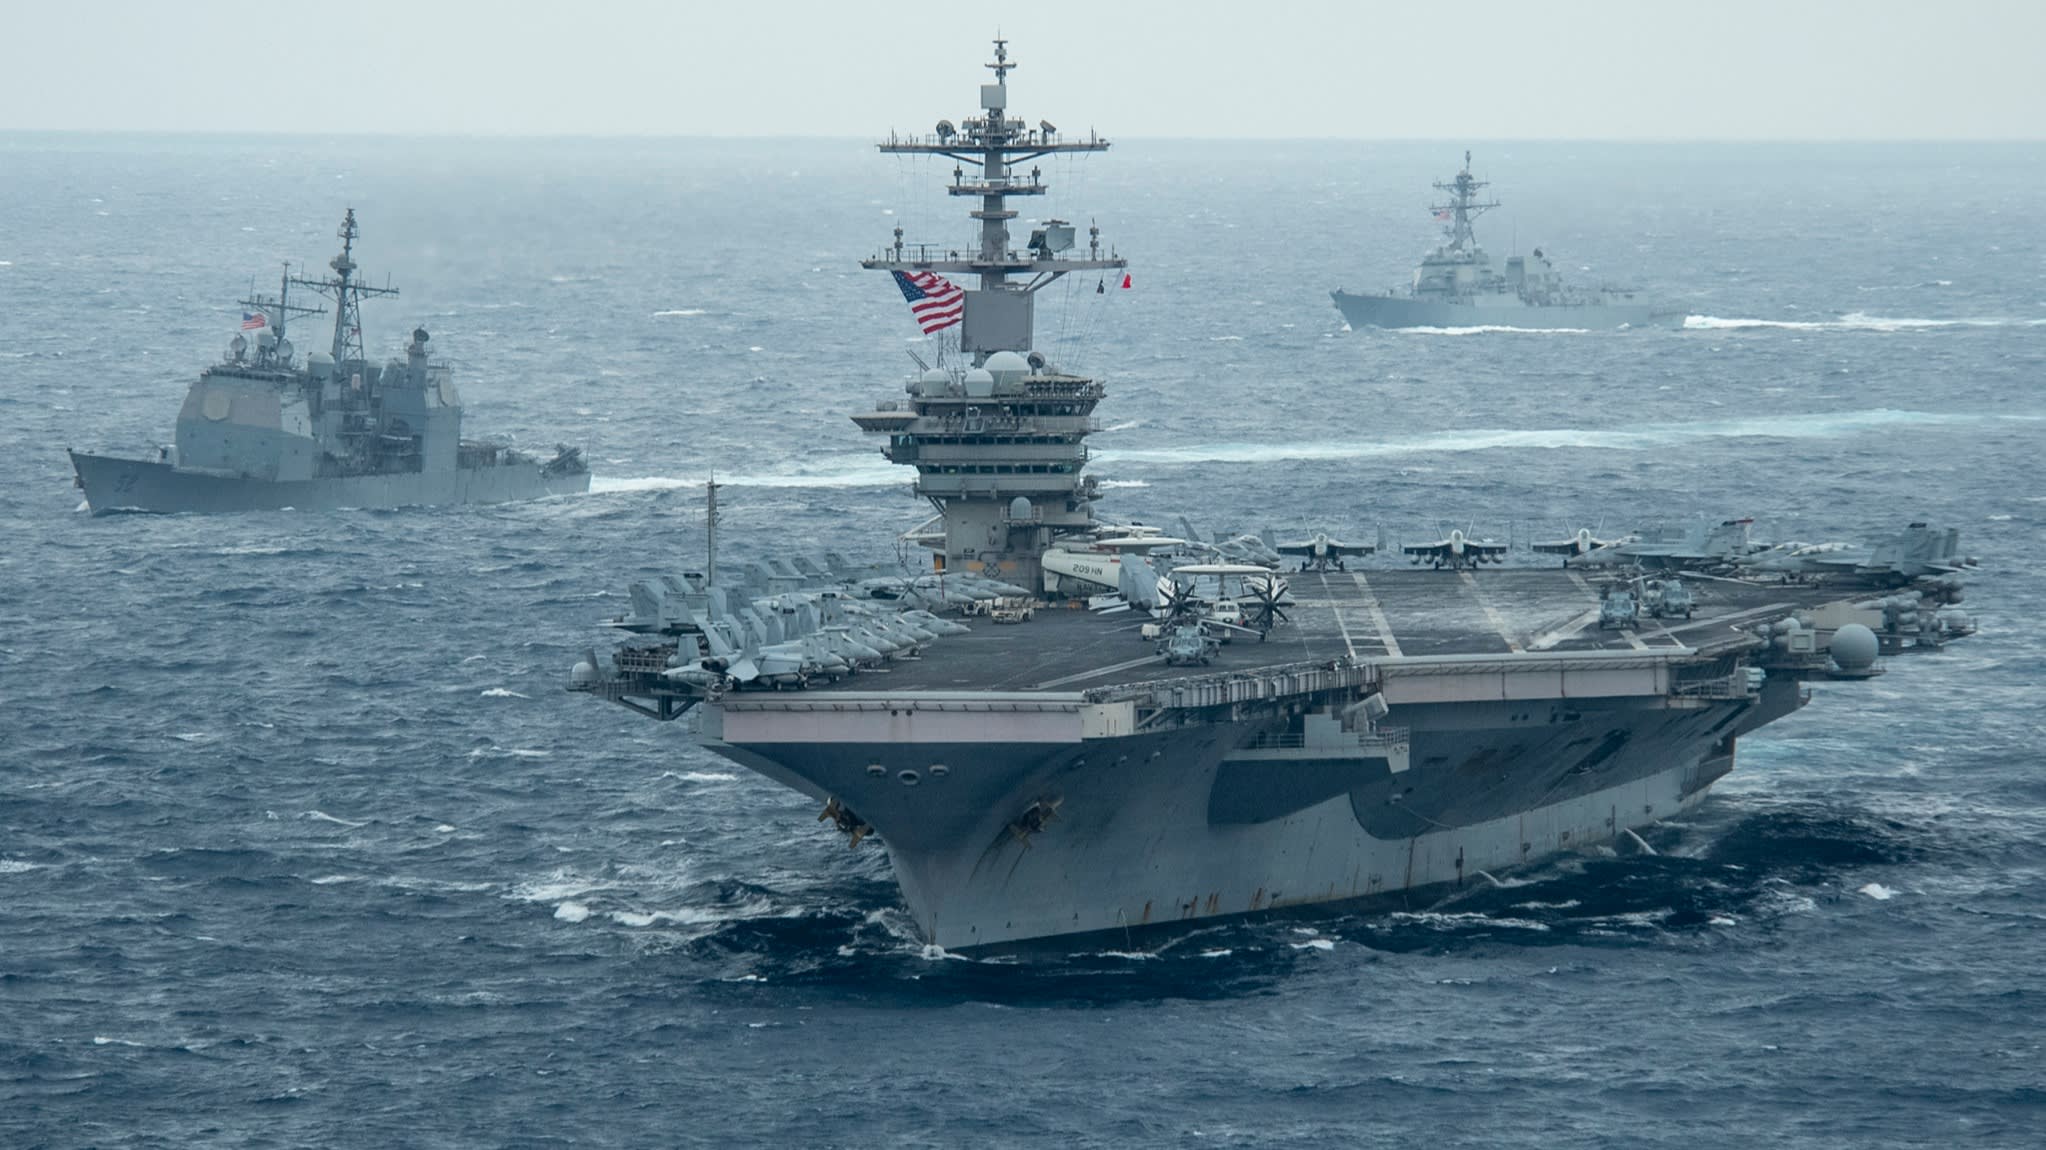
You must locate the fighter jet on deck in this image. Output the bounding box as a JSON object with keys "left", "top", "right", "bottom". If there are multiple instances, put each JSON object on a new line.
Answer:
{"left": 1567, "top": 518, "right": 1760, "bottom": 573}
{"left": 1531, "top": 526, "right": 1634, "bottom": 565}
{"left": 1404, "top": 529, "right": 1507, "bottom": 571}
{"left": 1734, "top": 523, "right": 1978, "bottom": 586}
{"left": 1275, "top": 531, "right": 1376, "bottom": 572}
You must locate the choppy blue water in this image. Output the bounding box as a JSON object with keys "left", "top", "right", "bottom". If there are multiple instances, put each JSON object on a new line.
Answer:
{"left": 3, "top": 136, "right": 2044, "bottom": 1147}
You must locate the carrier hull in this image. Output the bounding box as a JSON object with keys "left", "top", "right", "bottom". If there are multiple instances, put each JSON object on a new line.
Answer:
{"left": 69, "top": 449, "right": 589, "bottom": 515}
{"left": 698, "top": 675, "right": 1804, "bottom": 951}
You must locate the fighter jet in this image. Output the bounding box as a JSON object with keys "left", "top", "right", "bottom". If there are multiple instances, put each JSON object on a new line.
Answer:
{"left": 1567, "top": 518, "right": 1760, "bottom": 573}
{"left": 1404, "top": 529, "right": 1508, "bottom": 571}
{"left": 1275, "top": 531, "right": 1375, "bottom": 573}
{"left": 664, "top": 620, "right": 845, "bottom": 691}
{"left": 1178, "top": 517, "right": 1282, "bottom": 568}
{"left": 1531, "top": 526, "right": 1632, "bottom": 565}
{"left": 1734, "top": 523, "right": 1977, "bottom": 586}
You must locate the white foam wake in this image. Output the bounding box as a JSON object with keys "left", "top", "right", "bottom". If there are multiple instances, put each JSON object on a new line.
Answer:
{"left": 651, "top": 308, "right": 707, "bottom": 317}
{"left": 1686, "top": 312, "right": 2045, "bottom": 332}
{"left": 1096, "top": 408, "right": 2036, "bottom": 468}
{"left": 590, "top": 459, "right": 904, "bottom": 493}
{"left": 1398, "top": 324, "right": 1592, "bottom": 335}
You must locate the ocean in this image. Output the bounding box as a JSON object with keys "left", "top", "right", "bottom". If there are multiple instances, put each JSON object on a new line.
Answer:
{"left": 2, "top": 135, "right": 2043, "bottom": 1147}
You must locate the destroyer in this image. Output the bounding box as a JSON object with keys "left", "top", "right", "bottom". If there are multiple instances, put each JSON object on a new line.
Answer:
{"left": 1331, "top": 152, "right": 1680, "bottom": 331}
{"left": 570, "top": 43, "right": 1977, "bottom": 951}
{"left": 69, "top": 210, "right": 588, "bottom": 514}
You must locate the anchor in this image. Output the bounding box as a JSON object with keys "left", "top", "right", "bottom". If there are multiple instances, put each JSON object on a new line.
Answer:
{"left": 1005, "top": 796, "right": 1064, "bottom": 848}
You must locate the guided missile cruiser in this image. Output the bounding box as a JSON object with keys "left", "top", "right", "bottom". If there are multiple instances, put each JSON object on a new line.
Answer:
{"left": 69, "top": 210, "right": 588, "bottom": 514}
{"left": 571, "top": 42, "right": 1979, "bottom": 951}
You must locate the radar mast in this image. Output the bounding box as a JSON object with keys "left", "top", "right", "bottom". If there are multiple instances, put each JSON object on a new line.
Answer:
{"left": 863, "top": 38, "right": 1126, "bottom": 364}
{"left": 1430, "top": 150, "right": 1499, "bottom": 254}
{"left": 289, "top": 208, "right": 398, "bottom": 365}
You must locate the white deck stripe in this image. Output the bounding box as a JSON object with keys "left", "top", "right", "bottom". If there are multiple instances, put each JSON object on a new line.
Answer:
{"left": 1618, "top": 628, "right": 1652, "bottom": 651}
{"left": 1033, "top": 653, "right": 1164, "bottom": 689}
{"left": 1319, "top": 573, "right": 1358, "bottom": 660}
{"left": 1349, "top": 573, "right": 1402, "bottom": 658}
{"left": 1527, "top": 607, "right": 1603, "bottom": 652}
{"left": 1459, "top": 571, "right": 1526, "bottom": 654}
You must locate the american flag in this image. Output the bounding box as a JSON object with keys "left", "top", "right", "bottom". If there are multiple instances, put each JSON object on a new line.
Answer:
{"left": 1432, "top": 209, "right": 1454, "bottom": 222}
{"left": 241, "top": 311, "right": 268, "bottom": 330}
{"left": 891, "top": 269, "right": 965, "bottom": 334}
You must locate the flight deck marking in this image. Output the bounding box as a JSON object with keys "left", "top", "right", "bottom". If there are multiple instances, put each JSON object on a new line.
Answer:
{"left": 1458, "top": 571, "right": 1525, "bottom": 654}
{"left": 1617, "top": 628, "right": 1652, "bottom": 652}
{"left": 1348, "top": 573, "right": 1402, "bottom": 658}
{"left": 1527, "top": 607, "right": 1603, "bottom": 651}
{"left": 1033, "top": 654, "right": 1166, "bottom": 689}
{"left": 1319, "top": 573, "right": 1358, "bottom": 660}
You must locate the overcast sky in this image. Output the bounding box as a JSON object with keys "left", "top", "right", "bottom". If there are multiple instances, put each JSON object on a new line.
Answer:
{"left": 5, "top": 0, "right": 2040, "bottom": 139}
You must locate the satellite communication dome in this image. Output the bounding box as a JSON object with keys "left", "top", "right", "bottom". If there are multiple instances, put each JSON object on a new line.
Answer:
{"left": 1830, "top": 624, "right": 1879, "bottom": 671}
{"left": 963, "top": 368, "right": 995, "bottom": 398}
{"left": 1009, "top": 496, "right": 1034, "bottom": 521}
{"left": 984, "top": 350, "right": 1030, "bottom": 385}
{"left": 571, "top": 661, "right": 598, "bottom": 685}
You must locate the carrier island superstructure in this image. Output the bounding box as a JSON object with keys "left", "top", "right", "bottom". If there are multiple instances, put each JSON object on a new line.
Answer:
{"left": 570, "top": 42, "right": 1979, "bottom": 950}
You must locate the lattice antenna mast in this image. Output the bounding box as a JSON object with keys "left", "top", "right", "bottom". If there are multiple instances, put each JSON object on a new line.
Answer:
{"left": 705, "top": 475, "right": 722, "bottom": 589}
{"left": 1430, "top": 150, "right": 1501, "bottom": 253}
{"left": 864, "top": 38, "right": 1126, "bottom": 363}
{"left": 237, "top": 261, "right": 326, "bottom": 352}
{"left": 290, "top": 208, "right": 399, "bottom": 364}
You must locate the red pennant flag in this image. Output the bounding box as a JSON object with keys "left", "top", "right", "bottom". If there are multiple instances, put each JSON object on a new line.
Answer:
{"left": 1120, "top": 273, "right": 1132, "bottom": 290}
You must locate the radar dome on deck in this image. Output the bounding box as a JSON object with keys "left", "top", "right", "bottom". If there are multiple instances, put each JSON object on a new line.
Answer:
{"left": 984, "top": 350, "right": 1030, "bottom": 385}
{"left": 963, "top": 368, "right": 995, "bottom": 398}
{"left": 1009, "top": 496, "right": 1034, "bottom": 520}
{"left": 308, "top": 351, "right": 334, "bottom": 380}
{"left": 1831, "top": 624, "right": 1879, "bottom": 671}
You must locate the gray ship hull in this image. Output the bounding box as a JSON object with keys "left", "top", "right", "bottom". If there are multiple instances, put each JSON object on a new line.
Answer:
{"left": 1332, "top": 289, "right": 1682, "bottom": 331}
{"left": 699, "top": 677, "right": 1803, "bottom": 951}
{"left": 69, "top": 449, "right": 589, "bottom": 515}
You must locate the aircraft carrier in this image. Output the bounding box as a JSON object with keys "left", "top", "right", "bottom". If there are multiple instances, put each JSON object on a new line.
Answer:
{"left": 1331, "top": 152, "right": 1681, "bottom": 331}
{"left": 569, "top": 42, "right": 1979, "bottom": 951}
{"left": 69, "top": 210, "right": 588, "bottom": 515}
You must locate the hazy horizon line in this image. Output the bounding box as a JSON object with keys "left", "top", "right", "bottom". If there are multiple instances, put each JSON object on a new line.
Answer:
{"left": 6, "top": 129, "right": 2043, "bottom": 146}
